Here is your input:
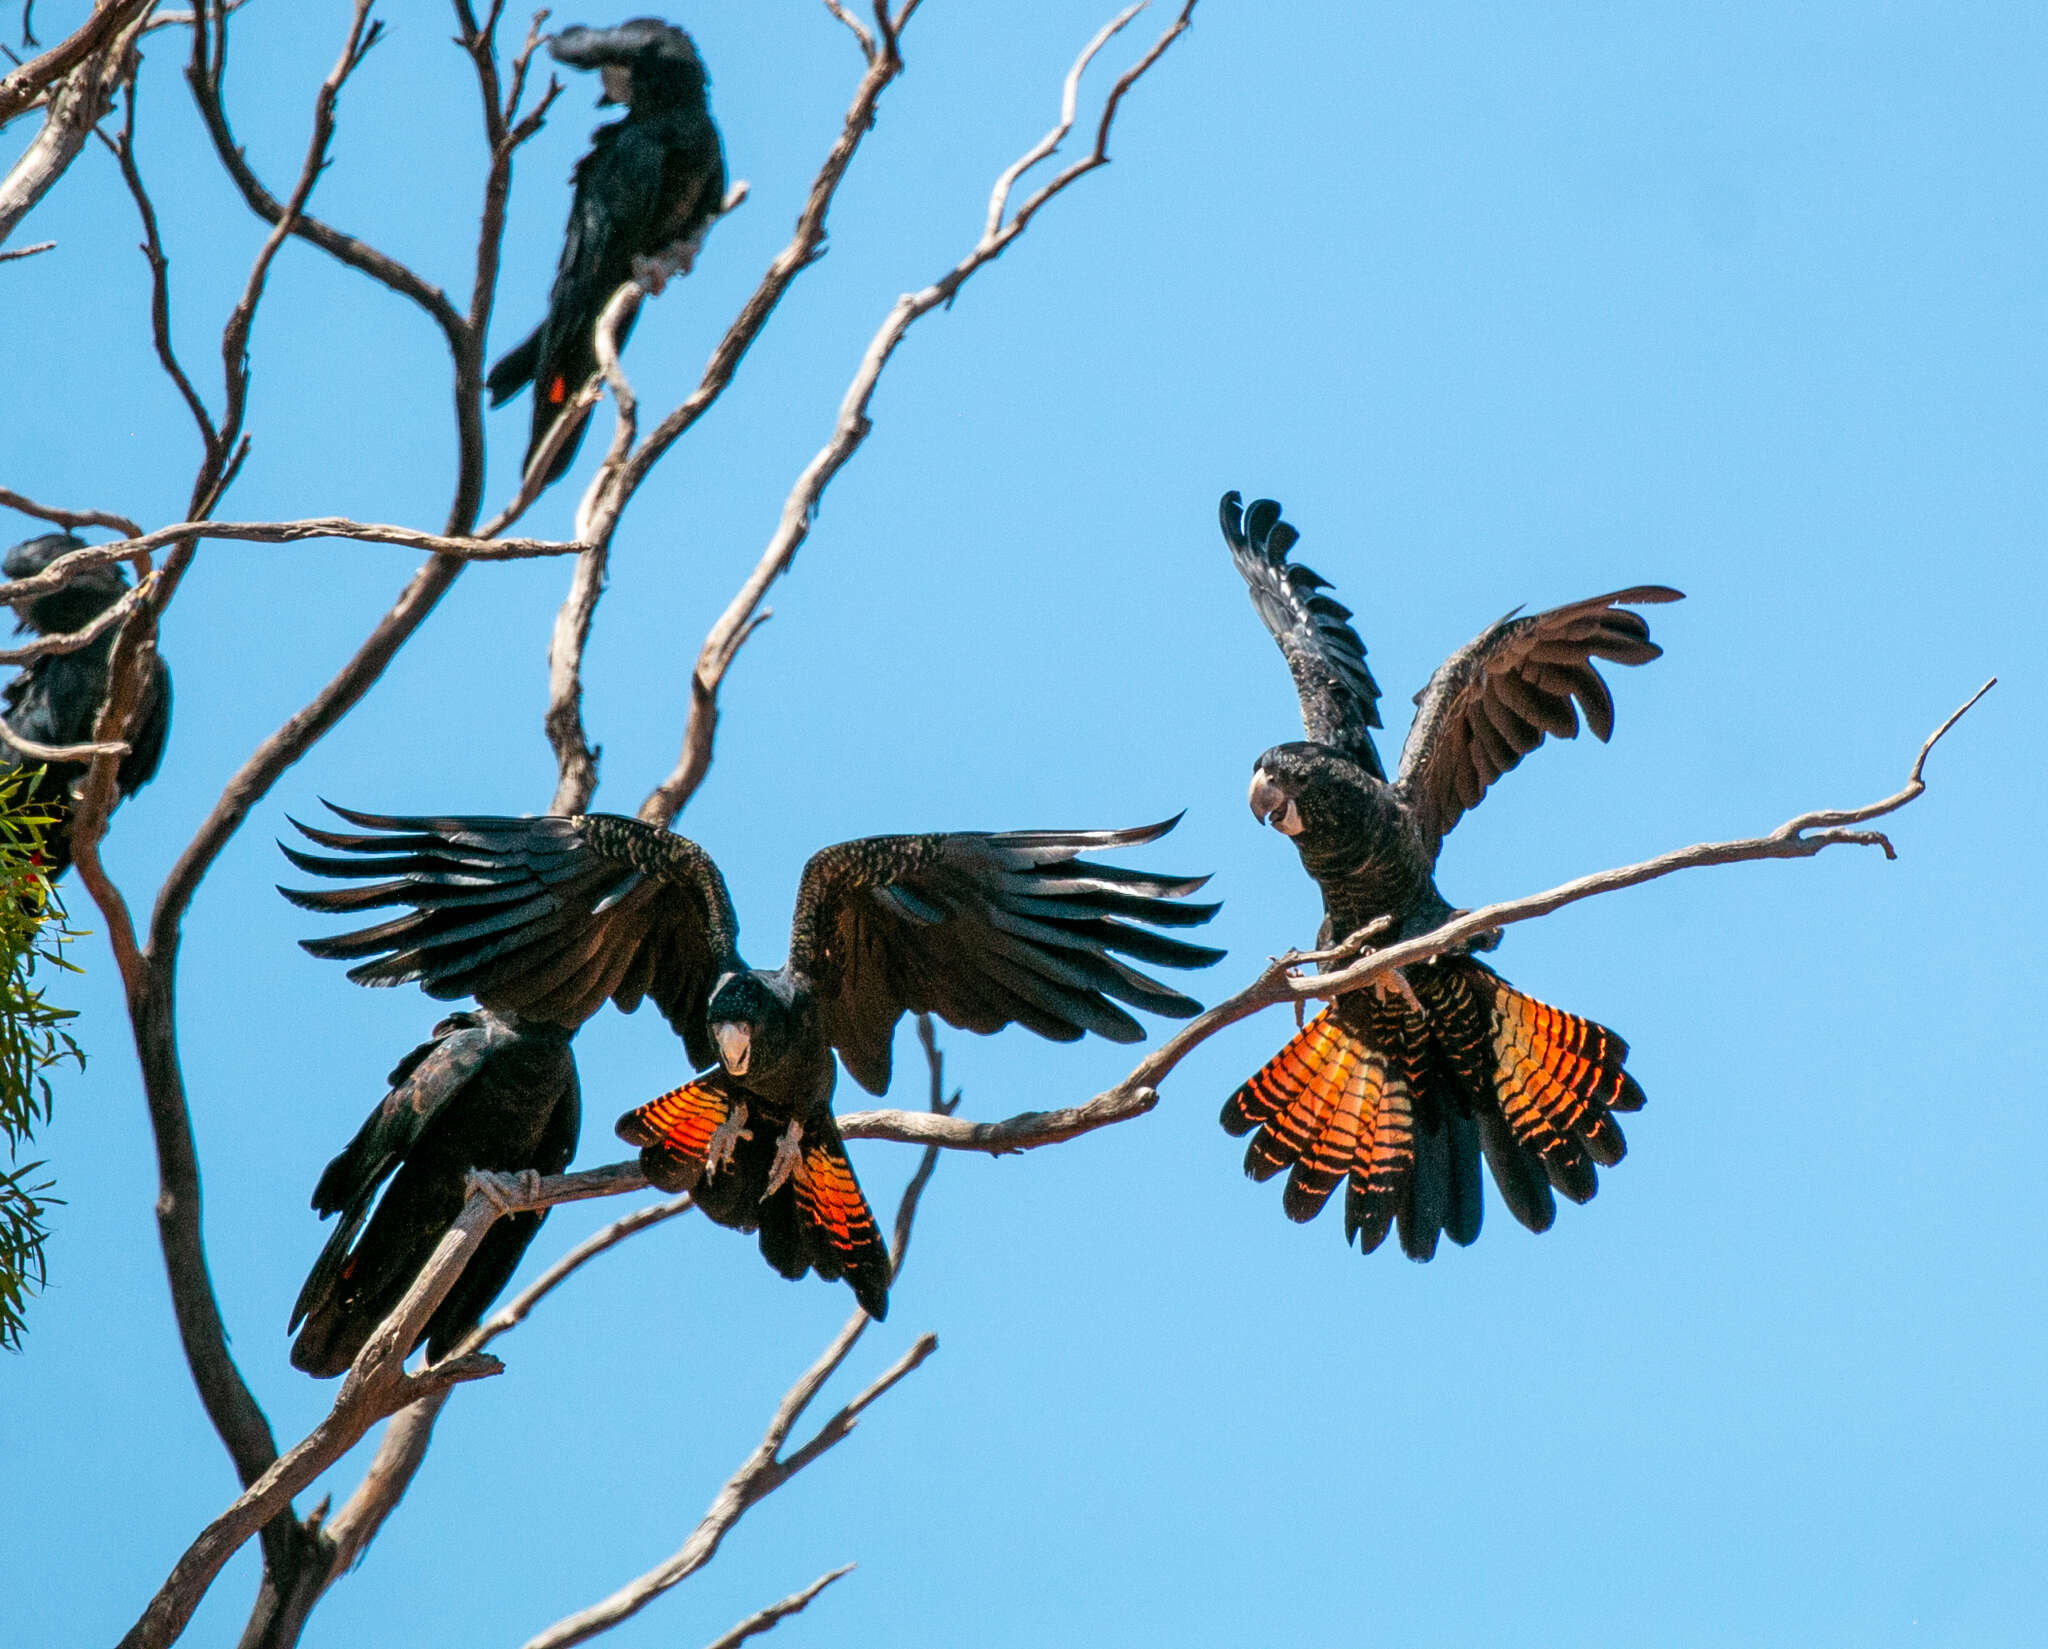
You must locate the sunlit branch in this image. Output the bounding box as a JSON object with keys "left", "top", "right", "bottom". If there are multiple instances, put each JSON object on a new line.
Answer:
{"left": 638, "top": 0, "right": 1199, "bottom": 826}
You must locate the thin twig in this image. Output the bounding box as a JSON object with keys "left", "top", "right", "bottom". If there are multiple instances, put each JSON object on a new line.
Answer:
{"left": 307, "top": 1194, "right": 697, "bottom": 1588}
{"left": 700, "top": 1566, "right": 856, "bottom": 1649}
{"left": 519, "top": 1024, "right": 958, "bottom": 1649}
{"left": 638, "top": 1, "right": 1198, "bottom": 826}
{"left": 0, "top": 720, "right": 128, "bottom": 762}
{"left": 0, "top": 519, "right": 581, "bottom": 609}
{"left": 187, "top": 0, "right": 463, "bottom": 345}
{"left": 0, "top": 236, "right": 52, "bottom": 260}
{"left": 111, "top": 75, "right": 220, "bottom": 468}
{"left": 0, "top": 0, "right": 148, "bottom": 128}
{"left": 0, "top": 575, "right": 152, "bottom": 666}
{"left": 0, "top": 486, "right": 143, "bottom": 540}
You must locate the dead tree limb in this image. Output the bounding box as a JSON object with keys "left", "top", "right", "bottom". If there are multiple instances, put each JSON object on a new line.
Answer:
{"left": 699, "top": 1566, "right": 857, "bottom": 1649}
{"left": 0, "top": 0, "right": 147, "bottom": 244}
{"left": 639, "top": 0, "right": 1200, "bottom": 826}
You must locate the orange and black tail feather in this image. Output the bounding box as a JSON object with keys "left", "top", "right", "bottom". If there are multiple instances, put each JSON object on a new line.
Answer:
{"left": 792, "top": 1123, "right": 891, "bottom": 1321}
{"left": 1225, "top": 1001, "right": 1477, "bottom": 1258}
{"left": 1226, "top": 956, "right": 1643, "bottom": 1256}
{"left": 1423, "top": 957, "right": 1644, "bottom": 1224}
{"left": 615, "top": 1074, "right": 736, "bottom": 1192}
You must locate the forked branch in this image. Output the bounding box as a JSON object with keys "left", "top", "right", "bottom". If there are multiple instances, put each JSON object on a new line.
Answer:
{"left": 639, "top": 0, "right": 1199, "bottom": 826}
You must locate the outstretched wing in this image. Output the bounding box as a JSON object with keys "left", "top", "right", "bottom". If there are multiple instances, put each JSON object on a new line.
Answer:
{"left": 1396, "top": 587, "right": 1682, "bottom": 850}
{"left": 786, "top": 819, "right": 1225, "bottom": 1096}
{"left": 1219, "top": 492, "right": 1385, "bottom": 776}
{"left": 280, "top": 806, "right": 739, "bottom": 1067}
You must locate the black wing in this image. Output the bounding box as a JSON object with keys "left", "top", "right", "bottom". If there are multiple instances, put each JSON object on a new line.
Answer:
{"left": 1220, "top": 492, "right": 1385, "bottom": 777}
{"left": 786, "top": 819, "right": 1225, "bottom": 1095}
{"left": 1396, "top": 587, "right": 1682, "bottom": 851}
{"left": 281, "top": 806, "right": 740, "bottom": 1067}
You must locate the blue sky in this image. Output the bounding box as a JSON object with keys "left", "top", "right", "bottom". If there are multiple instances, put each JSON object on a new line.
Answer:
{"left": 4, "top": 2, "right": 2044, "bottom": 1644}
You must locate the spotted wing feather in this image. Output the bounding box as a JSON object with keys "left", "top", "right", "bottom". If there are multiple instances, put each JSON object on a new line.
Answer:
{"left": 1396, "top": 586, "right": 1682, "bottom": 849}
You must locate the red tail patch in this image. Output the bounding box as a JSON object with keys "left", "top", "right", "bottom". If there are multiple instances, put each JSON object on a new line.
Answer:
{"left": 793, "top": 1132, "right": 891, "bottom": 1319}
{"left": 545, "top": 373, "right": 568, "bottom": 405}
{"left": 1223, "top": 1004, "right": 1419, "bottom": 1234}
{"left": 1481, "top": 968, "right": 1640, "bottom": 1200}
{"left": 615, "top": 1077, "right": 732, "bottom": 1192}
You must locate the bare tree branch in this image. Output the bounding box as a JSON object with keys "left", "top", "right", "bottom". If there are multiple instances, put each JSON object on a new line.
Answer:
{"left": 0, "top": 8, "right": 142, "bottom": 247}
{"left": 0, "top": 520, "right": 580, "bottom": 612}
{"left": 0, "top": 0, "right": 148, "bottom": 128}
{"left": 638, "top": 0, "right": 1199, "bottom": 826}
{"left": 0, "top": 235, "right": 52, "bottom": 260}
{"left": 60, "top": 6, "right": 400, "bottom": 1620}
{"left": 0, "top": 720, "right": 128, "bottom": 762}
{"left": 700, "top": 1566, "right": 855, "bottom": 1649}
{"left": 0, "top": 574, "right": 152, "bottom": 666}
{"left": 111, "top": 75, "right": 220, "bottom": 468}
{"left": 0, "top": 486, "right": 143, "bottom": 541}
{"left": 186, "top": 0, "right": 462, "bottom": 344}
{"left": 118, "top": 1170, "right": 529, "bottom": 1649}
{"left": 519, "top": 1024, "right": 958, "bottom": 1649}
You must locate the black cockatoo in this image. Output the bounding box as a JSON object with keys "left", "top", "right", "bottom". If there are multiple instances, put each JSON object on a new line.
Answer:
{"left": 486, "top": 19, "right": 727, "bottom": 486}
{"left": 1, "top": 533, "right": 171, "bottom": 878}
{"left": 289, "top": 1009, "right": 579, "bottom": 1377}
{"left": 283, "top": 808, "right": 1223, "bottom": 1319}
{"left": 1217, "top": 493, "right": 1681, "bottom": 1260}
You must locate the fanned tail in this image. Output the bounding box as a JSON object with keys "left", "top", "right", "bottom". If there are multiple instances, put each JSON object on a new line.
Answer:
{"left": 1417, "top": 957, "right": 1642, "bottom": 1219}
{"left": 1223, "top": 994, "right": 1481, "bottom": 1261}
{"left": 1223, "top": 956, "right": 1644, "bottom": 1258}
{"left": 617, "top": 1081, "right": 891, "bottom": 1319}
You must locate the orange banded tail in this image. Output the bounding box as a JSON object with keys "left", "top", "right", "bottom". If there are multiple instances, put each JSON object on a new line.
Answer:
{"left": 1222, "top": 1000, "right": 1439, "bottom": 1254}
{"left": 616, "top": 1075, "right": 733, "bottom": 1192}
{"left": 793, "top": 1127, "right": 891, "bottom": 1321}
{"left": 1418, "top": 956, "right": 1645, "bottom": 1225}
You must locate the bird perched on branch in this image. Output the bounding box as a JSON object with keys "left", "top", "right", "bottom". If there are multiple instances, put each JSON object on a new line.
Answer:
{"left": 487, "top": 18, "right": 727, "bottom": 487}
{"left": 1216, "top": 493, "right": 1680, "bottom": 1260}
{"left": 288, "top": 1009, "right": 579, "bottom": 1377}
{"left": 283, "top": 808, "right": 1223, "bottom": 1320}
{"left": 1, "top": 533, "right": 171, "bottom": 879}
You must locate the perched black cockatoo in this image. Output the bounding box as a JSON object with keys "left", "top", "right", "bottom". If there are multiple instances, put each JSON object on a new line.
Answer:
{"left": 1, "top": 533, "right": 171, "bottom": 878}
{"left": 486, "top": 19, "right": 727, "bottom": 486}
{"left": 289, "top": 1009, "right": 579, "bottom": 1377}
{"left": 1217, "top": 493, "right": 1682, "bottom": 1260}
{"left": 282, "top": 808, "right": 1223, "bottom": 1319}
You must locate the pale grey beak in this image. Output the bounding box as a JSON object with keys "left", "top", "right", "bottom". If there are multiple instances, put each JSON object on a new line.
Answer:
{"left": 713, "top": 1022, "right": 751, "bottom": 1075}
{"left": 598, "top": 64, "right": 631, "bottom": 104}
{"left": 1247, "top": 771, "right": 1303, "bottom": 836}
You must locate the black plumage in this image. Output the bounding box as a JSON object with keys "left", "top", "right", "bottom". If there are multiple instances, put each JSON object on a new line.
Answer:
{"left": 1217, "top": 492, "right": 1680, "bottom": 1259}
{"left": 289, "top": 1009, "right": 580, "bottom": 1378}
{"left": 282, "top": 807, "right": 1224, "bottom": 1319}
{"left": 486, "top": 19, "right": 727, "bottom": 485}
{"left": 1, "top": 534, "right": 171, "bottom": 878}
